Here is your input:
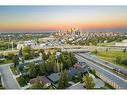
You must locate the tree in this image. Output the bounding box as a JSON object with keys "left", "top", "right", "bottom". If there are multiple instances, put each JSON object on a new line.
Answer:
{"left": 123, "top": 48, "right": 126, "bottom": 53}
{"left": 120, "top": 58, "right": 127, "bottom": 65}
{"left": 28, "top": 62, "right": 36, "bottom": 78}
{"left": 12, "top": 55, "right": 19, "bottom": 67}
{"left": 76, "top": 72, "right": 82, "bottom": 81}
{"left": 19, "top": 48, "right": 23, "bottom": 57}
{"left": 23, "top": 53, "right": 33, "bottom": 60}
{"left": 115, "top": 57, "right": 122, "bottom": 64}
{"left": 106, "top": 48, "right": 108, "bottom": 52}
{"left": 31, "top": 76, "right": 44, "bottom": 89}
{"left": 58, "top": 70, "right": 69, "bottom": 89}
{"left": 58, "top": 52, "right": 76, "bottom": 69}
{"left": 7, "top": 52, "right": 14, "bottom": 60}
{"left": 39, "top": 49, "right": 44, "bottom": 54}
{"left": 48, "top": 54, "right": 56, "bottom": 64}
{"left": 60, "top": 63, "right": 64, "bottom": 72}
{"left": 23, "top": 46, "right": 31, "bottom": 54}
{"left": 91, "top": 69, "right": 96, "bottom": 76}
{"left": 21, "top": 57, "right": 25, "bottom": 63}
{"left": 69, "top": 52, "right": 77, "bottom": 65}
{"left": 42, "top": 52, "right": 48, "bottom": 61}
{"left": 23, "top": 46, "right": 34, "bottom": 60}
{"left": 45, "top": 61, "right": 53, "bottom": 74}
{"left": 53, "top": 62, "right": 58, "bottom": 73}
{"left": 39, "top": 63, "right": 47, "bottom": 75}
{"left": 82, "top": 74, "right": 95, "bottom": 89}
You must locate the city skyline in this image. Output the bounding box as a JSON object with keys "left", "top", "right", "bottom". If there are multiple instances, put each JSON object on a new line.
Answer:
{"left": 0, "top": 6, "right": 127, "bottom": 32}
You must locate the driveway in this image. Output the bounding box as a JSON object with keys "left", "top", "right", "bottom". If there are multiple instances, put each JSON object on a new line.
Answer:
{"left": 0, "top": 64, "right": 20, "bottom": 89}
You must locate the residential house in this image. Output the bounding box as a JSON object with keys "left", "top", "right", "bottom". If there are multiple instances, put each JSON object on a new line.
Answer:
{"left": 29, "top": 76, "right": 51, "bottom": 88}
{"left": 47, "top": 73, "right": 60, "bottom": 83}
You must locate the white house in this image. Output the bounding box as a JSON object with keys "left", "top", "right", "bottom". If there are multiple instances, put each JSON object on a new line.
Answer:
{"left": 17, "top": 40, "right": 37, "bottom": 49}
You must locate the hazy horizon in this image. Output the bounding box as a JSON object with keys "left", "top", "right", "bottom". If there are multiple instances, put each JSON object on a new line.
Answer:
{"left": 0, "top": 6, "right": 127, "bottom": 32}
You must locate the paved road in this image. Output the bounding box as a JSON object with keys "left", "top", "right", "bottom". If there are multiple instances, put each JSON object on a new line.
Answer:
{"left": 75, "top": 54, "right": 127, "bottom": 89}
{"left": 0, "top": 64, "right": 20, "bottom": 89}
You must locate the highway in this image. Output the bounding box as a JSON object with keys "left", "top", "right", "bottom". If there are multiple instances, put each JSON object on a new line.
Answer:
{"left": 77, "top": 53, "right": 127, "bottom": 77}
{"left": 75, "top": 53, "right": 127, "bottom": 89}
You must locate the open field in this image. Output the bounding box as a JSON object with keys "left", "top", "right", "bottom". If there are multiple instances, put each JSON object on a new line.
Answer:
{"left": 97, "top": 42, "right": 114, "bottom": 46}
{"left": 92, "top": 50, "right": 127, "bottom": 69}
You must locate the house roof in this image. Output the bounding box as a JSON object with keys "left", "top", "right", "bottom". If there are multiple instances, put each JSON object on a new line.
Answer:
{"left": 74, "top": 63, "right": 81, "bottom": 68}
{"left": 74, "top": 63, "right": 91, "bottom": 73}
{"left": 47, "top": 73, "right": 60, "bottom": 83}
{"left": 29, "top": 76, "right": 51, "bottom": 84}
{"left": 68, "top": 67, "right": 79, "bottom": 76}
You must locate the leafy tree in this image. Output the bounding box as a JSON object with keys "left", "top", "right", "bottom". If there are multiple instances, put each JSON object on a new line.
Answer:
{"left": 56, "top": 48, "right": 61, "bottom": 52}
{"left": 76, "top": 72, "right": 82, "bottom": 81}
{"left": 23, "top": 53, "right": 33, "bottom": 60}
{"left": 21, "top": 57, "right": 25, "bottom": 63}
{"left": 19, "top": 48, "right": 23, "bottom": 57}
{"left": 39, "top": 49, "right": 44, "bottom": 54}
{"left": 60, "top": 63, "right": 64, "bottom": 72}
{"left": 12, "top": 55, "right": 19, "bottom": 67}
{"left": 120, "top": 58, "right": 127, "bottom": 65}
{"left": 31, "top": 76, "right": 44, "bottom": 89}
{"left": 23, "top": 47, "right": 34, "bottom": 59}
{"left": 58, "top": 70, "right": 69, "bottom": 89}
{"left": 28, "top": 62, "right": 36, "bottom": 78}
{"left": 45, "top": 61, "right": 53, "bottom": 74}
{"left": 69, "top": 52, "right": 77, "bottom": 65}
{"left": 42, "top": 52, "right": 49, "bottom": 61}
{"left": 106, "top": 48, "right": 108, "bottom": 52}
{"left": 48, "top": 54, "right": 56, "bottom": 64}
{"left": 91, "top": 69, "right": 96, "bottom": 76}
{"left": 123, "top": 48, "right": 126, "bottom": 53}
{"left": 53, "top": 62, "right": 58, "bottom": 73}
{"left": 23, "top": 46, "right": 31, "bottom": 54}
{"left": 82, "top": 74, "right": 95, "bottom": 89}
{"left": 39, "top": 63, "right": 47, "bottom": 75}
{"left": 115, "top": 57, "right": 122, "bottom": 64}
{"left": 7, "top": 52, "right": 14, "bottom": 59}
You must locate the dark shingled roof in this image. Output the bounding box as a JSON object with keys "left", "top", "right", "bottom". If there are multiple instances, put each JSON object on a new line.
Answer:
{"left": 47, "top": 73, "right": 60, "bottom": 83}
{"left": 29, "top": 76, "right": 51, "bottom": 84}
{"left": 74, "top": 63, "right": 91, "bottom": 73}
{"left": 68, "top": 67, "right": 79, "bottom": 76}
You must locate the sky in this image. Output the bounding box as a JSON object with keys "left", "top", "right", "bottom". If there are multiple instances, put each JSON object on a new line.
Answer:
{"left": 0, "top": 6, "right": 127, "bottom": 32}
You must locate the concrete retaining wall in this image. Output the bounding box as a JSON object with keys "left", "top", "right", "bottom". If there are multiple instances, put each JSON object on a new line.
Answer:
{"left": 96, "top": 71, "right": 120, "bottom": 89}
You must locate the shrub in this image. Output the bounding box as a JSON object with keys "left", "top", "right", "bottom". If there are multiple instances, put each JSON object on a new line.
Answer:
{"left": 121, "top": 58, "right": 127, "bottom": 65}
{"left": 7, "top": 52, "right": 15, "bottom": 59}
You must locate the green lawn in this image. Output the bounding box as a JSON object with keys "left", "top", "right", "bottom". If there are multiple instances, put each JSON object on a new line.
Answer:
{"left": 96, "top": 51, "right": 127, "bottom": 58}
{"left": 92, "top": 50, "right": 127, "bottom": 69}
{"left": 97, "top": 42, "right": 114, "bottom": 46}
{"left": 16, "top": 76, "right": 27, "bottom": 87}
{"left": 10, "top": 66, "right": 20, "bottom": 75}
{"left": 0, "top": 59, "right": 12, "bottom": 65}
